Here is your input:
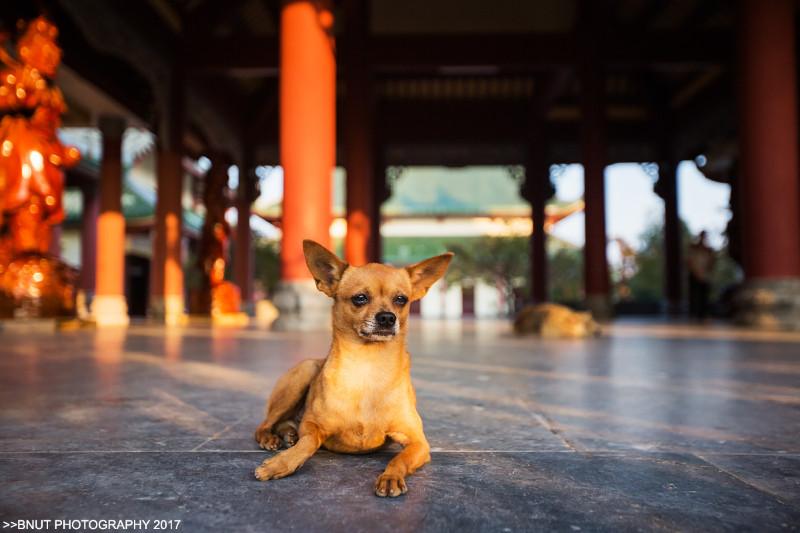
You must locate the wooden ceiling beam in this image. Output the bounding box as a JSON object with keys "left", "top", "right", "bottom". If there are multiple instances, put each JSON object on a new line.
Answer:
{"left": 250, "top": 98, "right": 658, "bottom": 148}
{"left": 376, "top": 102, "right": 656, "bottom": 144}
{"left": 243, "top": 81, "right": 279, "bottom": 140}
{"left": 183, "top": 0, "right": 249, "bottom": 37}
{"left": 185, "top": 30, "right": 733, "bottom": 73}
{"left": 185, "top": 36, "right": 280, "bottom": 75}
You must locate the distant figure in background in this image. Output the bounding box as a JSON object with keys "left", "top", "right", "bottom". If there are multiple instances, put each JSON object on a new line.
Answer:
{"left": 687, "top": 231, "right": 716, "bottom": 321}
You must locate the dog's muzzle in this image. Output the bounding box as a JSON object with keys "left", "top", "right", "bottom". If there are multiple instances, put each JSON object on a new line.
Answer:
{"left": 359, "top": 312, "right": 398, "bottom": 341}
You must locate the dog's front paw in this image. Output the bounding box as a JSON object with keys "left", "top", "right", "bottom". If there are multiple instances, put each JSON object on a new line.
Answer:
{"left": 255, "top": 429, "right": 282, "bottom": 451}
{"left": 254, "top": 456, "right": 294, "bottom": 481}
{"left": 374, "top": 473, "right": 408, "bottom": 497}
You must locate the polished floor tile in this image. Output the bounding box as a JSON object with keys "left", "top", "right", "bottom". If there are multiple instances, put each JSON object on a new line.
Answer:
{"left": 1, "top": 319, "right": 799, "bottom": 531}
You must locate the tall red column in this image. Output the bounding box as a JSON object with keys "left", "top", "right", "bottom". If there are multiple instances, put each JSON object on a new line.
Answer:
{"left": 280, "top": 0, "right": 335, "bottom": 279}
{"left": 524, "top": 116, "right": 549, "bottom": 303}
{"left": 273, "top": 0, "right": 336, "bottom": 330}
{"left": 738, "top": 0, "right": 800, "bottom": 279}
{"left": 151, "top": 63, "right": 186, "bottom": 325}
{"left": 235, "top": 148, "right": 255, "bottom": 307}
{"left": 155, "top": 149, "right": 185, "bottom": 325}
{"left": 736, "top": 0, "right": 800, "bottom": 328}
{"left": 371, "top": 149, "right": 387, "bottom": 263}
{"left": 80, "top": 183, "right": 98, "bottom": 297}
{"left": 343, "top": 0, "right": 375, "bottom": 265}
{"left": 93, "top": 116, "right": 129, "bottom": 326}
{"left": 659, "top": 160, "right": 682, "bottom": 314}
{"left": 580, "top": 61, "right": 611, "bottom": 319}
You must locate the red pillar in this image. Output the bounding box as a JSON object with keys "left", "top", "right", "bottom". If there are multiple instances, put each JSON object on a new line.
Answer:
{"left": 235, "top": 149, "right": 254, "bottom": 306}
{"left": 149, "top": 196, "right": 164, "bottom": 315}
{"left": 659, "top": 160, "right": 682, "bottom": 314}
{"left": 80, "top": 183, "right": 98, "bottom": 295}
{"left": 151, "top": 63, "right": 186, "bottom": 325}
{"left": 524, "top": 116, "right": 549, "bottom": 303}
{"left": 156, "top": 149, "right": 185, "bottom": 324}
{"left": 343, "top": 0, "right": 375, "bottom": 265}
{"left": 280, "top": 0, "right": 335, "bottom": 279}
{"left": 371, "top": 150, "right": 387, "bottom": 263}
{"left": 93, "top": 116, "right": 129, "bottom": 326}
{"left": 738, "top": 0, "right": 800, "bottom": 279}
{"left": 580, "top": 61, "right": 611, "bottom": 319}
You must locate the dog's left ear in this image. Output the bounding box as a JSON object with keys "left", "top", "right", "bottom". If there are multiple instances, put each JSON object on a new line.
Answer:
{"left": 303, "top": 240, "right": 348, "bottom": 297}
{"left": 406, "top": 252, "right": 454, "bottom": 301}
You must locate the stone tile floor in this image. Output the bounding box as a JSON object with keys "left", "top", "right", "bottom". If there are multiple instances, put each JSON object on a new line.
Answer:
{"left": 0, "top": 319, "right": 798, "bottom": 532}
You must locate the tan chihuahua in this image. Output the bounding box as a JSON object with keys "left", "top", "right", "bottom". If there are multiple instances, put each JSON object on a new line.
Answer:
{"left": 253, "top": 240, "right": 453, "bottom": 497}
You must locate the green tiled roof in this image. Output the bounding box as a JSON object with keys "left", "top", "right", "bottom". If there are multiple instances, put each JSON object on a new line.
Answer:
{"left": 257, "top": 166, "right": 531, "bottom": 218}
{"left": 383, "top": 167, "right": 529, "bottom": 216}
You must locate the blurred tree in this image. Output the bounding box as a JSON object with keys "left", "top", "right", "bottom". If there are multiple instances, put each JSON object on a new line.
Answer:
{"left": 625, "top": 223, "right": 664, "bottom": 303}
{"left": 437, "top": 220, "right": 741, "bottom": 316}
{"left": 254, "top": 239, "right": 281, "bottom": 298}
{"left": 446, "top": 236, "right": 528, "bottom": 315}
{"left": 548, "top": 247, "right": 583, "bottom": 304}
{"left": 623, "top": 220, "right": 741, "bottom": 307}
{"left": 709, "top": 245, "right": 742, "bottom": 301}
{"left": 445, "top": 235, "right": 589, "bottom": 311}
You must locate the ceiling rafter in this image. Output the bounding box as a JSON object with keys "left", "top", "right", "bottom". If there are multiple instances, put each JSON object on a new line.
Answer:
{"left": 185, "top": 30, "right": 733, "bottom": 73}
{"left": 183, "top": 0, "right": 249, "bottom": 37}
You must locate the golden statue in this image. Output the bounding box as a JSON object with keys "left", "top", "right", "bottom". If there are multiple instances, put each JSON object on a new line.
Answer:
{"left": 0, "top": 16, "right": 80, "bottom": 318}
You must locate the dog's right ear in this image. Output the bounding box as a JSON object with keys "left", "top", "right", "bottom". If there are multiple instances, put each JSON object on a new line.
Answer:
{"left": 303, "top": 240, "right": 348, "bottom": 297}
{"left": 406, "top": 252, "right": 454, "bottom": 301}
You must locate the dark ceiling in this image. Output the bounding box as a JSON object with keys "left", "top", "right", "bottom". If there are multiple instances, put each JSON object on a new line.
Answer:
{"left": 1, "top": 0, "right": 739, "bottom": 166}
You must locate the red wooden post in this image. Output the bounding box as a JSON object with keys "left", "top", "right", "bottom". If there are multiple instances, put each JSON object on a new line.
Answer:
{"left": 525, "top": 115, "right": 549, "bottom": 304}
{"left": 736, "top": 0, "right": 800, "bottom": 328}
{"left": 273, "top": 0, "right": 337, "bottom": 329}
{"left": 80, "top": 183, "right": 98, "bottom": 296}
{"left": 279, "top": 0, "right": 335, "bottom": 280}
{"left": 660, "top": 160, "right": 681, "bottom": 315}
{"left": 93, "top": 116, "right": 129, "bottom": 326}
{"left": 580, "top": 60, "right": 611, "bottom": 319}
{"left": 738, "top": 0, "right": 800, "bottom": 279}
{"left": 235, "top": 148, "right": 254, "bottom": 307}
{"left": 151, "top": 63, "right": 186, "bottom": 325}
{"left": 343, "top": 0, "right": 375, "bottom": 266}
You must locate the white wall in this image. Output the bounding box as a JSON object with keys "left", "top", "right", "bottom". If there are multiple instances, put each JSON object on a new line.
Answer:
{"left": 420, "top": 278, "right": 509, "bottom": 319}
{"left": 474, "top": 279, "right": 507, "bottom": 318}
{"left": 61, "top": 230, "right": 81, "bottom": 267}
{"left": 443, "top": 283, "right": 462, "bottom": 318}
{"left": 420, "top": 279, "right": 462, "bottom": 318}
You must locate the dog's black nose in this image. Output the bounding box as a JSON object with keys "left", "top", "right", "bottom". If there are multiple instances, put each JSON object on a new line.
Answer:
{"left": 376, "top": 311, "right": 396, "bottom": 327}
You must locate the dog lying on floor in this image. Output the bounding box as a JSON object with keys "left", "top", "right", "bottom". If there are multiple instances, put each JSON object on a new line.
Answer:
{"left": 513, "top": 302, "right": 601, "bottom": 338}
{"left": 254, "top": 240, "right": 453, "bottom": 497}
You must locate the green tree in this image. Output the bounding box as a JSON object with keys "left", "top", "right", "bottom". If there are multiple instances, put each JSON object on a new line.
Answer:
{"left": 445, "top": 235, "right": 588, "bottom": 311}
{"left": 548, "top": 247, "right": 583, "bottom": 304}
{"left": 254, "top": 239, "right": 281, "bottom": 297}
{"left": 622, "top": 220, "right": 741, "bottom": 306}
{"left": 710, "top": 245, "right": 742, "bottom": 300}
{"left": 446, "top": 236, "right": 529, "bottom": 315}
{"left": 624, "top": 223, "right": 664, "bottom": 303}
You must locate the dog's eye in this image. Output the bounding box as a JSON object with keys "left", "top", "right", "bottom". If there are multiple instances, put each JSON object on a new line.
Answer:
{"left": 393, "top": 295, "right": 408, "bottom": 306}
{"left": 351, "top": 293, "right": 369, "bottom": 306}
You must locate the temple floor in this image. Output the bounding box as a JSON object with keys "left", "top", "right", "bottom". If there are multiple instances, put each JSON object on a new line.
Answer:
{"left": 0, "top": 319, "right": 798, "bottom": 531}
